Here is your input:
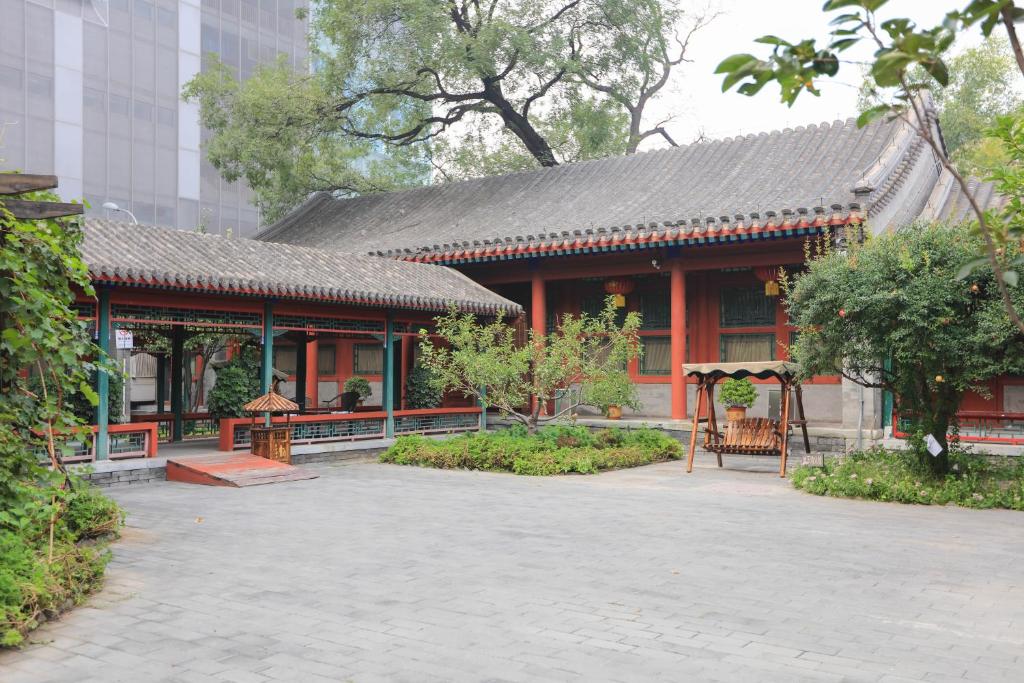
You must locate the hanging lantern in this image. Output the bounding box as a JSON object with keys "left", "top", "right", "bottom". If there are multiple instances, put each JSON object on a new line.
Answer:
{"left": 754, "top": 266, "right": 781, "bottom": 297}
{"left": 603, "top": 278, "right": 635, "bottom": 307}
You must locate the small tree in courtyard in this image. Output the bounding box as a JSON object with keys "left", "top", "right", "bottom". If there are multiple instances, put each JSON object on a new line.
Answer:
{"left": 784, "top": 223, "right": 1024, "bottom": 475}
{"left": 417, "top": 298, "right": 641, "bottom": 433}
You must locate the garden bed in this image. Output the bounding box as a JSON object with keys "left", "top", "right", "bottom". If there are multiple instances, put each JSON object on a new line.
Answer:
{"left": 1, "top": 481, "right": 124, "bottom": 647}
{"left": 380, "top": 425, "right": 682, "bottom": 475}
{"left": 792, "top": 447, "right": 1024, "bottom": 510}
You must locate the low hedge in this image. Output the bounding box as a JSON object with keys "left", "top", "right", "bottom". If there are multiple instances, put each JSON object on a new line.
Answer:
{"left": 792, "top": 446, "right": 1024, "bottom": 510}
{"left": 1, "top": 482, "right": 124, "bottom": 647}
{"left": 380, "top": 424, "right": 682, "bottom": 475}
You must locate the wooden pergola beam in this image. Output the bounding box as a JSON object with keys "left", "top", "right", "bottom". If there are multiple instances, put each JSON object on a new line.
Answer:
{"left": 1, "top": 199, "right": 84, "bottom": 220}
{"left": 0, "top": 173, "right": 58, "bottom": 195}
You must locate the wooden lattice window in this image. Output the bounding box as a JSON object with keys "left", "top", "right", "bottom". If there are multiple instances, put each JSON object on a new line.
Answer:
{"left": 720, "top": 287, "right": 775, "bottom": 327}
{"left": 639, "top": 291, "right": 670, "bottom": 329}
{"left": 639, "top": 337, "right": 671, "bottom": 375}
{"left": 720, "top": 334, "right": 775, "bottom": 362}
{"left": 353, "top": 343, "right": 384, "bottom": 375}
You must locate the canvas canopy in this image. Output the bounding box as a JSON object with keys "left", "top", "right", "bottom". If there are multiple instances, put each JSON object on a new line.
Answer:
{"left": 682, "top": 361, "right": 801, "bottom": 382}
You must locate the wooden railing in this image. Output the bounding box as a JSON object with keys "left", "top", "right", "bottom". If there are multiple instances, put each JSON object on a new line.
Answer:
{"left": 43, "top": 423, "right": 159, "bottom": 464}
{"left": 893, "top": 410, "right": 1024, "bottom": 446}
{"left": 131, "top": 412, "right": 219, "bottom": 443}
{"left": 393, "top": 407, "right": 482, "bottom": 435}
{"left": 219, "top": 412, "right": 388, "bottom": 451}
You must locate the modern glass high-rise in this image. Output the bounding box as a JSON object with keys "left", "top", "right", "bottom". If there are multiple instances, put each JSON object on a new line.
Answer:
{"left": 0, "top": 0, "right": 308, "bottom": 237}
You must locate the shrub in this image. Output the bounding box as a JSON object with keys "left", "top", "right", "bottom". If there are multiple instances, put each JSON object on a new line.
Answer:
{"left": 718, "top": 378, "right": 758, "bottom": 408}
{"left": 380, "top": 425, "right": 682, "bottom": 476}
{"left": 405, "top": 365, "right": 443, "bottom": 409}
{"left": 343, "top": 376, "right": 372, "bottom": 401}
{"left": 207, "top": 363, "right": 260, "bottom": 419}
{"left": 791, "top": 446, "right": 1024, "bottom": 510}
{"left": 1, "top": 480, "right": 123, "bottom": 647}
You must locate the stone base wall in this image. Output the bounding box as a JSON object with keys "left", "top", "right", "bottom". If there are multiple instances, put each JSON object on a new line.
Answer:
{"left": 81, "top": 466, "right": 167, "bottom": 488}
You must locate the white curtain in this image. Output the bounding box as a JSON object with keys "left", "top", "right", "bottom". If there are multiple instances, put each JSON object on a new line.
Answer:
{"left": 721, "top": 334, "right": 774, "bottom": 363}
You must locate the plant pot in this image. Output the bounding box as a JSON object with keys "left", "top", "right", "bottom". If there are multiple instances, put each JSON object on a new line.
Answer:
{"left": 606, "top": 405, "right": 622, "bottom": 420}
{"left": 725, "top": 406, "right": 747, "bottom": 422}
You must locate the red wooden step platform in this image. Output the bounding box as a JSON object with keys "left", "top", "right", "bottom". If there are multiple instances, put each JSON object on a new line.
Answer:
{"left": 166, "top": 453, "right": 318, "bottom": 487}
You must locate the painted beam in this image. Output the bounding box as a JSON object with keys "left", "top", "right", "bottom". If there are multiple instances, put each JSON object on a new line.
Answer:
{"left": 95, "top": 288, "right": 111, "bottom": 460}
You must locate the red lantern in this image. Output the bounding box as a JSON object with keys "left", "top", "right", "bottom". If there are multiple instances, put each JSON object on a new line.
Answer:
{"left": 754, "top": 266, "right": 781, "bottom": 296}
{"left": 603, "top": 278, "right": 635, "bottom": 308}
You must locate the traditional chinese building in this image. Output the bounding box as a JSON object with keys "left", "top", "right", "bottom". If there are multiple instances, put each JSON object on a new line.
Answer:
{"left": 261, "top": 108, "right": 1017, "bottom": 440}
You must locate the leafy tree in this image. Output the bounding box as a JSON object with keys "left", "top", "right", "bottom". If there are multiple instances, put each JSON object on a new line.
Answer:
{"left": 0, "top": 184, "right": 118, "bottom": 559}
{"left": 405, "top": 364, "right": 444, "bottom": 409}
{"left": 857, "top": 36, "right": 1023, "bottom": 174}
{"left": 184, "top": 0, "right": 714, "bottom": 218}
{"left": 715, "top": 0, "right": 1024, "bottom": 334}
{"left": 417, "top": 298, "right": 641, "bottom": 432}
{"left": 783, "top": 224, "right": 1024, "bottom": 475}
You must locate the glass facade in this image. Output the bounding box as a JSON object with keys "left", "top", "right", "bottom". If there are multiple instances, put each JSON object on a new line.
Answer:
{"left": 0, "top": 0, "right": 308, "bottom": 237}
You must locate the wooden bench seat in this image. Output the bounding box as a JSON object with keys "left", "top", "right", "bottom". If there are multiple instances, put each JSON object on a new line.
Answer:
{"left": 705, "top": 417, "right": 783, "bottom": 456}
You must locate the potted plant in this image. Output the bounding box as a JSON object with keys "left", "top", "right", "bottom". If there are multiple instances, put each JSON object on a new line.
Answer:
{"left": 343, "top": 376, "right": 372, "bottom": 404}
{"left": 584, "top": 370, "right": 640, "bottom": 420}
{"left": 718, "top": 378, "right": 758, "bottom": 421}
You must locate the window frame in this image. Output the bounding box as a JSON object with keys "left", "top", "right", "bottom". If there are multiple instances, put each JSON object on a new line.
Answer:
{"left": 352, "top": 343, "right": 384, "bottom": 376}
{"left": 719, "top": 333, "right": 777, "bottom": 363}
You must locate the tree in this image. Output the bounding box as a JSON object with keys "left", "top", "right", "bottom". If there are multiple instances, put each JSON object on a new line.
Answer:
{"left": 715, "top": 0, "right": 1024, "bottom": 334}
{"left": 0, "top": 185, "right": 117, "bottom": 543}
{"left": 857, "top": 36, "right": 1023, "bottom": 175}
{"left": 183, "top": 1, "right": 714, "bottom": 218}
{"left": 784, "top": 223, "right": 1024, "bottom": 474}
{"left": 417, "top": 298, "right": 641, "bottom": 432}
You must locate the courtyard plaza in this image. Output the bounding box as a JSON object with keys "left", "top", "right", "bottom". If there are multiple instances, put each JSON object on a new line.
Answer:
{"left": 1, "top": 457, "right": 1021, "bottom": 683}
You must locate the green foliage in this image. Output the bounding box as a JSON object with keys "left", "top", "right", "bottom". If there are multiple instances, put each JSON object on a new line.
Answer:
{"left": 0, "top": 479, "right": 122, "bottom": 647}
{"left": 380, "top": 425, "right": 681, "bottom": 476}
{"left": 184, "top": 1, "right": 714, "bottom": 216}
{"left": 718, "top": 378, "right": 758, "bottom": 408}
{"left": 581, "top": 365, "right": 640, "bottom": 414}
{"left": 417, "top": 297, "right": 641, "bottom": 432}
{"left": 206, "top": 363, "right": 260, "bottom": 420}
{"left": 343, "top": 376, "right": 372, "bottom": 401}
{"left": 784, "top": 223, "right": 1024, "bottom": 474}
{"left": 404, "top": 365, "right": 443, "bottom": 410}
{"left": 791, "top": 445, "right": 1024, "bottom": 510}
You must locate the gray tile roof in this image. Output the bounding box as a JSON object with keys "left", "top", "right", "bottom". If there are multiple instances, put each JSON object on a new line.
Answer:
{"left": 82, "top": 219, "right": 520, "bottom": 315}
{"left": 259, "top": 116, "right": 906, "bottom": 258}
{"left": 919, "top": 169, "right": 1007, "bottom": 224}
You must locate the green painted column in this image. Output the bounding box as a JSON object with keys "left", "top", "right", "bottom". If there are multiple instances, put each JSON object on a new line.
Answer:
{"left": 170, "top": 327, "right": 184, "bottom": 441}
{"left": 95, "top": 289, "right": 111, "bottom": 460}
{"left": 294, "top": 334, "right": 307, "bottom": 412}
{"left": 384, "top": 315, "right": 395, "bottom": 437}
{"left": 155, "top": 353, "right": 166, "bottom": 413}
{"left": 262, "top": 302, "right": 274, "bottom": 426}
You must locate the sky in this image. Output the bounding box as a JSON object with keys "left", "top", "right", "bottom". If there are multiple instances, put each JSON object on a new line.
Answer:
{"left": 645, "top": 0, "right": 983, "bottom": 147}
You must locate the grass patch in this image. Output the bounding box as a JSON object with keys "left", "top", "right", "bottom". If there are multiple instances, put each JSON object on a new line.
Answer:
{"left": 1, "top": 481, "right": 124, "bottom": 647}
{"left": 380, "top": 424, "right": 682, "bottom": 475}
{"left": 792, "top": 447, "right": 1024, "bottom": 510}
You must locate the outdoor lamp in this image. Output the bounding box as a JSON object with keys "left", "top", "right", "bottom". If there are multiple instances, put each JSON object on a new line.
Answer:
{"left": 102, "top": 201, "right": 139, "bottom": 225}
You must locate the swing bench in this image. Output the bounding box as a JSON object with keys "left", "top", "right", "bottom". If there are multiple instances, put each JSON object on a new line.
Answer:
{"left": 683, "top": 361, "right": 811, "bottom": 478}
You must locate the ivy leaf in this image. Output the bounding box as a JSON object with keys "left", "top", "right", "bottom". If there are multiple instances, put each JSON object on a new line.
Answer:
{"left": 956, "top": 257, "right": 988, "bottom": 280}
{"left": 856, "top": 105, "right": 892, "bottom": 128}
{"left": 1003, "top": 270, "right": 1019, "bottom": 287}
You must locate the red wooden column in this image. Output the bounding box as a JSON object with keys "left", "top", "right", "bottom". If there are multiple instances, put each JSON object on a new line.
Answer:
{"left": 670, "top": 260, "right": 687, "bottom": 420}
{"left": 530, "top": 272, "right": 546, "bottom": 415}
{"left": 305, "top": 337, "right": 319, "bottom": 409}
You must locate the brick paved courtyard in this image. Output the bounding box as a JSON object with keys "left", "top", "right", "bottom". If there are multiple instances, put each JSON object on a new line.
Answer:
{"left": 3, "top": 458, "right": 1022, "bottom": 682}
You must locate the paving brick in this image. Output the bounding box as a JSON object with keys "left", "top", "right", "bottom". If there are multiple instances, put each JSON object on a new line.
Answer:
{"left": 1, "top": 460, "right": 1022, "bottom": 682}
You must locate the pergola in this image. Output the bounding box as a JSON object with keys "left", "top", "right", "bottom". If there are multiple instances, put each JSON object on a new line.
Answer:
{"left": 79, "top": 219, "right": 520, "bottom": 460}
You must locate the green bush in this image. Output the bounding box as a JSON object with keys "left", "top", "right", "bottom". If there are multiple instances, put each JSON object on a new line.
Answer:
{"left": 1, "top": 480, "right": 123, "bottom": 647}
{"left": 405, "top": 365, "right": 443, "bottom": 409}
{"left": 791, "top": 446, "right": 1024, "bottom": 510}
{"left": 380, "top": 425, "right": 682, "bottom": 476}
{"left": 344, "top": 376, "right": 372, "bottom": 401}
{"left": 207, "top": 363, "right": 260, "bottom": 419}
{"left": 718, "top": 378, "right": 758, "bottom": 408}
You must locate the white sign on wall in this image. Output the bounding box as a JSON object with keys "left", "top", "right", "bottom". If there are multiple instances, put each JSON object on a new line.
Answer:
{"left": 115, "top": 329, "right": 134, "bottom": 350}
